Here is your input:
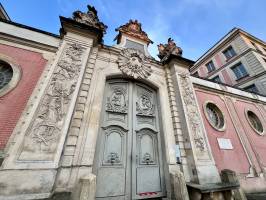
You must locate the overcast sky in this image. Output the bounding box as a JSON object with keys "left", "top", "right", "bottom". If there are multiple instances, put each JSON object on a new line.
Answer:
{"left": 2, "top": 0, "right": 266, "bottom": 60}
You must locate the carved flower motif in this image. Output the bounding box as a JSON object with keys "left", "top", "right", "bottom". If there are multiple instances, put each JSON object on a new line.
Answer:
{"left": 117, "top": 48, "right": 152, "bottom": 79}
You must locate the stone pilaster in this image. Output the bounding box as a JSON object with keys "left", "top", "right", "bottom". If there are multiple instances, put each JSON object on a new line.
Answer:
{"left": 0, "top": 5, "right": 106, "bottom": 199}
{"left": 165, "top": 55, "right": 221, "bottom": 184}
{"left": 165, "top": 67, "right": 192, "bottom": 181}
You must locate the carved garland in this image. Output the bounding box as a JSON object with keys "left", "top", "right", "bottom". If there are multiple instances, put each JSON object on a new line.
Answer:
{"left": 179, "top": 73, "right": 206, "bottom": 152}
{"left": 117, "top": 48, "right": 152, "bottom": 79}
{"left": 22, "top": 43, "right": 85, "bottom": 154}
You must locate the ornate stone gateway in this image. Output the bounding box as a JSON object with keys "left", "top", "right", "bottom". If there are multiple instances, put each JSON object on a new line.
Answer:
{"left": 94, "top": 79, "right": 165, "bottom": 199}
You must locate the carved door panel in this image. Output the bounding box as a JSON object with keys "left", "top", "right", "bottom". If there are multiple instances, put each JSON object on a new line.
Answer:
{"left": 132, "top": 83, "right": 165, "bottom": 199}
{"left": 95, "top": 80, "right": 165, "bottom": 200}
{"left": 95, "top": 80, "right": 131, "bottom": 200}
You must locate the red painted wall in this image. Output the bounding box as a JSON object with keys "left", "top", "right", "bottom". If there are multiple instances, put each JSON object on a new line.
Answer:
{"left": 0, "top": 44, "right": 47, "bottom": 150}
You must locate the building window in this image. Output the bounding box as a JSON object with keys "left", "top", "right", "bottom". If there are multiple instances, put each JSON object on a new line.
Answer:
{"left": 204, "top": 102, "right": 225, "bottom": 131}
{"left": 223, "top": 46, "right": 236, "bottom": 60}
{"left": 0, "top": 60, "right": 13, "bottom": 90}
{"left": 192, "top": 71, "right": 199, "bottom": 77}
{"left": 231, "top": 63, "right": 248, "bottom": 80}
{"left": 206, "top": 61, "right": 215, "bottom": 73}
{"left": 212, "top": 75, "right": 222, "bottom": 83}
{"left": 246, "top": 110, "right": 264, "bottom": 135}
{"left": 0, "top": 58, "right": 21, "bottom": 97}
{"left": 244, "top": 84, "right": 258, "bottom": 93}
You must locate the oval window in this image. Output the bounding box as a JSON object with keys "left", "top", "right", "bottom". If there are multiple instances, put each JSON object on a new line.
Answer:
{"left": 0, "top": 60, "right": 13, "bottom": 90}
{"left": 205, "top": 102, "right": 225, "bottom": 131}
{"left": 246, "top": 110, "right": 264, "bottom": 135}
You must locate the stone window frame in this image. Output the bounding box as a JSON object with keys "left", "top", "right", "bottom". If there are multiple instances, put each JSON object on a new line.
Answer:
{"left": 245, "top": 109, "right": 264, "bottom": 136}
{"left": 203, "top": 101, "right": 226, "bottom": 132}
{"left": 0, "top": 54, "right": 21, "bottom": 97}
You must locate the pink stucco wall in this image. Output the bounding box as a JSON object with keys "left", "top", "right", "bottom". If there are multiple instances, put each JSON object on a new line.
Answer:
{"left": 221, "top": 69, "right": 233, "bottom": 85}
{"left": 195, "top": 87, "right": 266, "bottom": 192}
{"left": 0, "top": 44, "right": 47, "bottom": 150}
{"left": 234, "top": 100, "right": 266, "bottom": 167}
{"left": 214, "top": 54, "right": 222, "bottom": 68}
{"left": 195, "top": 89, "right": 250, "bottom": 174}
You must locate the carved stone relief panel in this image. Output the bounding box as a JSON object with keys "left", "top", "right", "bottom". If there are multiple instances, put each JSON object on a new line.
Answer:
{"left": 19, "top": 43, "right": 86, "bottom": 161}
{"left": 178, "top": 73, "right": 207, "bottom": 154}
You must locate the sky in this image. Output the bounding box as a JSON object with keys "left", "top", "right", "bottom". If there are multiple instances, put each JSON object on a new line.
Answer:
{"left": 1, "top": 0, "right": 266, "bottom": 61}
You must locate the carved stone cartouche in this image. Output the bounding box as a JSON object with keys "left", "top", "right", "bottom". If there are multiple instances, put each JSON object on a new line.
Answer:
{"left": 117, "top": 48, "right": 152, "bottom": 79}
{"left": 157, "top": 38, "right": 183, "bottom": 60}
{"left": 72, "top": 5, "right": 107, "bottom": 34}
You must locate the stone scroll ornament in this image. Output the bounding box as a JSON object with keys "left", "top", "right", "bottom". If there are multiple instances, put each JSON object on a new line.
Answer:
{"left": 20, "top": 43, "right": 85, "bottom": 158}
{"left": 179, "top": 73, "right": 206, "bottom": 152}
{"left": 117, "top": 48, "right": 152, "bottom": 79}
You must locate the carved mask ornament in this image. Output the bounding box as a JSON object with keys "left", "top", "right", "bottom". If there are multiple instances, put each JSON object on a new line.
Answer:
{"left": 117, "top": 48, "right": 152, "bottom": 79}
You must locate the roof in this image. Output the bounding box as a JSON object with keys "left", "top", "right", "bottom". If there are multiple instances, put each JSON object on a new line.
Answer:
{"left": 0, "top": 3, "right": 10, "bottom": 21}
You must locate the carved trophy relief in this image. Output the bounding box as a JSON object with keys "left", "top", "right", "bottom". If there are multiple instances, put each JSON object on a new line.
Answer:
{"left": 117, "top": 48, "right": 152, "bottom": 79}
{"left": 136, "top": 94, "right": 155, "bottom": 116}
{"left": 179, "top": 73, "right": 206, "bottom": 152}
{"left": 20, "top": 43, "right": 85, "bottom": 160}
{"left": 106, "top": 87, "right": 128, "bottom": 114}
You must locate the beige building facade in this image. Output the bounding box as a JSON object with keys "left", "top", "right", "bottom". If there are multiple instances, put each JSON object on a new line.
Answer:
{"left": 1, "top": 4, "right": 266, "bottom": 200}
{"left": 190, "top": 28, "right": 266, "bottom": 95}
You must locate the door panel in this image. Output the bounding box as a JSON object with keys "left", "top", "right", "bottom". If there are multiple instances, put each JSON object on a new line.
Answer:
{"left": 95, "top": 79, "right": 165, "bottom": 200}
{"left": 132, "top": 83, "right": 165, "bottom": 199}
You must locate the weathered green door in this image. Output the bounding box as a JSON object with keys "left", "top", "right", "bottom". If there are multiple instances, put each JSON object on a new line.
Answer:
{"left": 95, "top": 79, "right": 165, "bottom": 199}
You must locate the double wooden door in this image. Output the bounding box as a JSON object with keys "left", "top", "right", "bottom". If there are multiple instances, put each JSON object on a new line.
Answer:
{"left": 94, "top": 79, "right": 165, "bottom": 199}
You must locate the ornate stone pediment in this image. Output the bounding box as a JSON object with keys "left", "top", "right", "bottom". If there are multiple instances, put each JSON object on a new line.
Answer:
{"left": 117, "top": 48, "right": 152, "bottom": 79}
{"left": 115, "top": 20, "right": 153, "bottom": 44}
{"left": 158, "top": 38, "right": 183, "bottom": 60}
{"left": 72, "top": 5, "right": 107, "bottom": 33}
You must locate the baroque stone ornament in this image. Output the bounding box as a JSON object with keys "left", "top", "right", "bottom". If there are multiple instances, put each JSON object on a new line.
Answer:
{"left": 136, "top": 94, "right": 154, "bottom": 116}
{"left": 73, "top": 5, "right": 107, "bottom": 34}
{"left": 115, "top": 20, "right": 153, "bottom": 44}
{"left": 20, "top": 43, "right": 85, "bottom": 160}
{"left": 106, "top": 87, "right": 128, "bottom": 113}
{"left": 107, "top": 152, "right": 120, "bottom": 165}
{"left": 157, "top": 38, "right": 183, "bottom": 60}
{"left": 179, "top": 73, "right": 206, "bottom": 152}
{"left": 117, "top": 48, "right": 152, "bottom": 79}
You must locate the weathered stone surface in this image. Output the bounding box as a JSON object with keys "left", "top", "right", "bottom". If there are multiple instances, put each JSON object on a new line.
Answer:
{"left": 170, "top": 170, "right": 189, "bottom": 200}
